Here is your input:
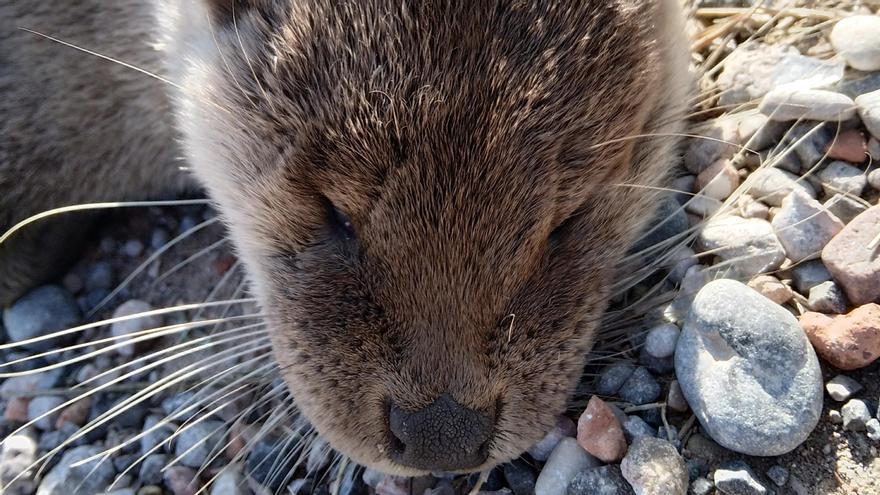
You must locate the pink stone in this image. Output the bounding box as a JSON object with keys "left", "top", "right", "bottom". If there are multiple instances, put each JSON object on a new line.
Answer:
{"left": 576, "top": 396, "right": 627, "bottom": 463}
{"left": 801, "top": 304, "right": 880, "bottom": 370}
{"left": 825, "top": 129, "right": 868, "bottom": 163}
{"left": 821, "top": 206, "right": 880, "bottom": 305}
{"left": 56, "top": 397, "right": 91, "bottom": 428}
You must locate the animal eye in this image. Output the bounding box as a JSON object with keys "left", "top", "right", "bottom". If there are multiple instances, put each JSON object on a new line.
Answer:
{"left": 326, "top": 199, "right": 357, "bottom": 241}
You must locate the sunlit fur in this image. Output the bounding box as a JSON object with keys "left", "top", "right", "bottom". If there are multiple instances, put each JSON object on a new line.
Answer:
{"left": 0, "top": 0, "right": 689, "bottom": 475}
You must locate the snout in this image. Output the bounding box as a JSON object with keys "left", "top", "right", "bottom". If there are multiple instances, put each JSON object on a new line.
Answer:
{"left": 388, "top": 394, "right": 494, "bottom": 472}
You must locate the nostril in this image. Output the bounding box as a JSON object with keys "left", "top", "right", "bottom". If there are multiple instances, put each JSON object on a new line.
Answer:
{"left": 387, "top": 394, "right": 494, "bottom": 471}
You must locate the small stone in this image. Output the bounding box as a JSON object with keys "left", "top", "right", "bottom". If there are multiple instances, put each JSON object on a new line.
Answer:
{"left": 595, "top": 363, "right": 636, "bottom": 397}
{"left": 164, "top": 466, "right": 200, "bottom": 495}
{"left": 690, "top": 160, "right": 739, "bottom": 214}
{"left": 27, "top": 395, "right": 65, "bottom": 431}
{"left": 817, "top": 161, "right": 868, "bottom": 197}
{"left": 122, "top": 239, "right": 144, "bottom": 257}
{"left": 618, "top": 367, "right": 660, "bottom": 406}
{"left": 829, "top": 409, "right": 843, "bottom": 424}
{"left": 822, "top": 206, "right": 880, "bottom": 305}
{"left": 826, "top": 375, "right": 864, "bottom": 402}
{"left": 747, "top": 168, "right": 816, "bottom": 207}
{"left": 151, "top": 229, "right": 170, "bottom": 250}
{"left": 759, "top": 88, "right": 856, "bottom": 122}
{"left": 830, "top": 16, "right": 880, "bottom": 71}
{"left": 5, "top": 397, "right": 29, "bottom": 423}
{"left": 139, "top": 454, "right": 166, "bottom": 485}
{"left": 210, "top": 468, "right": 247, "bottom": 495}
{"left": 576, "top": 396, "right": 627, "bottom": 463}
{"left": 503, "top": 459, "right": 536, "bottom": 495}
{"left": 671, "top": 175, "right": 696, "bottom": 206}
{"left": 3, "top": 285, "right": 81, "bottom": 352}
{"left": 528, "top": 415, "right": 576, "bottom": 461}
{"left": 85, "top": 262, "right": 114, "bottom": 291}
{"left": 800, "top": 304, "right": 880, "bottom": 370}
{"left": 141, "top": 414, "right": 174, "bottom": 455}
{"left": 747, "top": 275, "right": 792, "bottom": 304}
{"left": 684, "top": 120, "right": 739, "bottom": 174}
{"left": 639, "top": 347, "right": 674, "bottom": 375}
{"left": 825, "top": 129, "right": 868, "bottom": 163}
{"left": 111, "top": 300, "right": 161, "bottom": 357}
{"left": 790, "top": 261, "right": 832, "bottom": 294}
{"left": 766, "top": 466, "right": 789, "bottom": 487}
{"left": 620, "top": 437, "right": 688, "bottom": 495}
{"left": 690, "top": 477, "right": 714, "bottom": 495}
{"left": 824, "top": 194, "right": 869, "bottom": 224}
{"left": 644, "top": 324, "right": 680, "bottom": 359}
{"left": 534, "top": 438, "right": 599, "bottom": 495}
{"left": 870, "top": 168, "right": 880, "bottom": 190}
{"left": 38, "top": 423, "right": 77, "bottom": 452}
{"left": 808, "top": 281, "right": 849, "bottom": 314}
{"left": 737, "top": 195, "right": 769, "bottom": 220}
{"left": 56, "top": 397, "right": 91, "bottom": 428}
{"left": 842, "top": 399, "right": 872, "bottom": 432}
{"left": 713, "top": 461, "right": 767, "bottom": 495}
{"left": 667, "top": 381, "right": 689, "bottom": 413}
{"left": 717, "top": 42, "right": 844, "bottom": 106}
{"left": 867, "top": 418, "right": 880, "bottom": 442}
{"left": 857, "top": 90, "right": 880, "bottom": 139}
{"left": 161, "top": 393, "right": 198, "bottom": 423}
{"left": 0, "top": 432, "right": 37, "bottom": 494}
{"left": 771, "top": 190, "right": 844, "bottom": 263}
{"left": 566, "top": 466, "right": 634, "bottom": 495}
{"left": 656, "top": 426, "right": 680, "bottom": 450}
{"left": 175, "top": 420, "right": 225, "bottom": 468}
{"left": 37, "top": 445, "right": 116, "bottom": 495}
{"left": 697, "top": 216, "right": 785, "bottom": 277}
{"left": 665, "top": 246, "right": 698, "bottom": 284}
{"left": 675, "top": 280, "right": 823, "bottom": 456}
{"left": 246, "top": 439, "right": 300, "bottom": 491}
{"left": 622, "top": 415, "right": 655, "bottom": 443}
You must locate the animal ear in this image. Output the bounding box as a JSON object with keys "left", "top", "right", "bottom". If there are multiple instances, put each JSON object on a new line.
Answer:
{"left": 203, "top": 0, "right": 256, "bottom": 25}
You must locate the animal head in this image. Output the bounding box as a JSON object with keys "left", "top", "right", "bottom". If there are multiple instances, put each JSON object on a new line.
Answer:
{"left": 167, "top": 0, "right": 675, "bottom": 475}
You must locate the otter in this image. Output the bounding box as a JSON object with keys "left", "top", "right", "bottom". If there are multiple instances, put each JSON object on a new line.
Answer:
{"left": 0, "top": 0, "right": 689, "bottom": 475}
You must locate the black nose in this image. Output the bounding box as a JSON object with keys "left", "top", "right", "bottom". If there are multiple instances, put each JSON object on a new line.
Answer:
{"left": 388, "top": 394, "right": 493, "bottom": 471}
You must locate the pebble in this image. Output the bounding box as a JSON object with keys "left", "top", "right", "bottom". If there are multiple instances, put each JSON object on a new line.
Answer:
{"left": 639, "top": 347, "right": 674, "bottom": 375}
{"left": 857, "top": 89, "right": 880, "bottom": 139}
{"left": 618, "top": 367, "right": 660, "bottom": 406}
{"left": 817, "top": 161, "right": 868, "bottom": 197}
{"left": 825, "top": 129, "right": 868, "bottom": 163}
{"left": 595, "top": 363, "right": 636, "bottom": 397}
{"left": 825, "top": 375, "right": 863, "bottom": 402}
{"left": 527, "top": 415, "right": 577, "bottom": 461}
{"left": 0, "top": 432, "right": 37, "bottom": 494}
{"left": 175, "top": 420, "right": 225, "bottom": 468}
{"left": 697, "top": 216, "right": 785, "bottom": 277}
{"left": 829, "top": 409, "right": 843, "bottom": 424}
{"left": 808, "top": 281, "right": 849, "bottom": 314}
{"left": 164, "top": 466, "right": 200, "bottom": 495}
{"left": 665, "top": 246, "right": 698, "bottom": 284}
{"left": 566, "top": 466, "right": 634, "bottom": 495}
{"left": 620, "top": 437, "right": 688, "bottom": 495}
{"left": 870, "top": 168, "right": 880, "bottom": 190}
{"left": 27, "top": 396, "right": 65, "bottom": 431}
{"left": 111, "top": 300, "right": 161, "bottom": 357}
{"left": 85, "top": 262, "right": 114, "bottom": 291}
{"left": 690, "top": 160, "right": 739, "bottom": 214}
{"left": 141, "top": 414, "right": 174, "bottom": 455}
{"left": 830, "top": 15, "right": 880, "bottom": 71}
{"left": 842, "top": 399, "right": 872, "bottom": 432}
{"left": 667, "top": 381, "right": 689, "bottom": 412}
{"left": 771, "top": 190, "right": 844, "bottom": 263}
{"left": 644, "top": 324, "right": 680, "bottom": 359}
{"left": 716, "top": 42, "right": 844, "bottom": 106}
{"left": 620, "top": 417, "right": 653, "bottom": 447}
{"left": 151, "top": 229, "right": 170, "bottom": 250}
{"left": 3, "top": 285, "right": 81, "bottom": 352}
{"left": 747, "top": 275, "right": 792, "bottom": 304}
{"left": 38, "top": 423, "right": 78, "bottom": 452}
{"left": 122, "top": 239, "right": 144, "bottom": 258}
{"left": 246, "top": 439, "right": 300, "bottom": 491}
{"left": 576, "top": 396, "right": 627, "bottom": 463}
{"left": 824, "top": 194, "right": 869, "bottom": 224}
{"left": 37, "top": 445, "right": 116, "bottom": 495}
{"left": 675, "top": 279, "right": 822, "bottom": 456}
{"left": 503, "top": 459, "right": 536, "bottom": 495}
{"left": 210, "top": 468, "right": 247, "bottom": 495}
{"left": 867, "top": 418, "right": 880, "bottom": 442}
{"left": 737, "top": 195, "right": 769, "bottom": 220}
{"left": 684, "top": 120, "right": 739, "bottom": 174}
{"left": 746, "top": 168, "right": 816, "bottom": 206}
{"left": 305, "top": 437, "right": 331, "bottom": 473}
{"left": 766, "top": 466, "right": 789, "bottom": 488}
{"left": 790, "top": 261, "right": 832, "bottom": 294}
{"left": 800, "top": 304, "right": 880, "bottom": 370}
{"left": 838, "top": 70, "right": 880, "bottom": 99}
{"left": 690, "top": 477, "right": 714, "bottom": 495}
{"left": 56, "top": 397, "right": 91, "bottom": 428}
{"left": 822, "top": 206, "right": 880, "bottom": 305}
{"left": 759, "top": 88, "right": 856, "bottom": 122}
{"left": 534, "top": 438, "right": 599, "bottom": 495}
{"left": 138, "top": 454, "right": 166, "bottom": 485}
{"left": 713, "top": 461, "right": 768, "bottom": 495}
{"left": 162, "top": 393, "right": 199, "bottom": 423}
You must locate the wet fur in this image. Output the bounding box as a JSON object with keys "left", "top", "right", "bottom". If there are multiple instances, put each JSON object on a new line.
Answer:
{"left": 0, "top": 0, "right": 689, "bottom": 475}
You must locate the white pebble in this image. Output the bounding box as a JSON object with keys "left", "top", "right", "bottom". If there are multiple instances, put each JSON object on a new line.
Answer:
{"left": 830, "top": 16, "right": 880, "bottom": 71}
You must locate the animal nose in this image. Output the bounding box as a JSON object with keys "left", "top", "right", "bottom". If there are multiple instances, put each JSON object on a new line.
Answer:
{"left": 388, "top": 394, "right": 493, "bottom": 471}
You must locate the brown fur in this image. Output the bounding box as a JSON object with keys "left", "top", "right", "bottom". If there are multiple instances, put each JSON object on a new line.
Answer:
{"left": 0, "top": 0, "right": 690, "bottom": 475}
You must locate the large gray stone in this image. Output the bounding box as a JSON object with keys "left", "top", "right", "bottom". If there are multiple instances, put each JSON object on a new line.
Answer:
{"left": 674, "top": 279, "right": 823, "bottom": 456}
{"left": 3, "top": 285, "right": 81, "bottom": 352}
{"left": 697, "top": 216, "right": 785, "bottom": 277}
{"left": 620, "top": 437, "right": 688, "bottom": 495}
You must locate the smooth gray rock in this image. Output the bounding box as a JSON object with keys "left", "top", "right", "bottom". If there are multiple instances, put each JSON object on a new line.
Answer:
{"left": 675, "top": 279, "right": 823, "bottom": 456}
{"left": 567, "top": 466, "right": 634, "bottom": 495}
{"left": 747, "top": 168, "right": 816, "bottom": 206}
{"left": 535, "top": 438, "right": 599, "bottom": 495}
{"left": 138, "top": 454, "right": 166, "bottom": 485}
{"left": 766, "top": 466, "right": 789, "bottom": 488}
{"left": 644, "top": 324, "right": 680, "bottom": 359}
{"left": 841, "top": 399, "right": 872, "bottom": 432}
{"left": 697, "top": 216, "right": 785, "bottom": 277}
{"left": 140, "top": 414, "right": 174, "bottom": 455}
{"left": 759, "top": 88, "right": 856, "bottom": 122}
{"left": 36, "top": 445, "right": 115, "bottom": 495}
{"left": 817, "top": 161, "right": 868, "bottom": 197}
{"left": 3, "top": 285, "right": 81, "bottom": 352}
{"left": 826, "top": 375, "right": 863, "bottom": 402}
{"left": 771, "top": 190, "right": 844, "bottom": 263}
{"left": 622, "top": 415, "right": 656, "bottom": 443}
{"left": 618, "top": 367, "right": 661, "bottom": 406}
{"left": 830, "top": 16, "right": 880, "bottom": 71}
{"left": 595, "top": 363, "right": 636, "bottom": 397}
{"left": 27, "top": 395, "right": 65, "bottom": 431}
{"left": 824, "top": 194, "right": 869, "bottom": 224}
{"left": 620, "top": 437, "right": 688, "bottom": 495}
{"left": 790, "top": 261, "right": 832, "bottom": 294}
{"left": 174, "top": 420, "right": 225, "bottom": 468}
{"left": 713, "top": 461, "right": 767, "bottom": 495}
{"left": 857, "top": 89, "right": 880, "bottom": 139}
{"left": 808, "top": 281, "right": 848, "bottom": 314}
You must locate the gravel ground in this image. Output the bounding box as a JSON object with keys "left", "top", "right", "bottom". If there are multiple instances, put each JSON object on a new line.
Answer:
{"left": 2, "top": 1, "right": 880, "bottom": 495}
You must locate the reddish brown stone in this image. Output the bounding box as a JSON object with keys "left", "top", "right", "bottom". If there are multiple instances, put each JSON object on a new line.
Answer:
{"left": 825, "top": 129, "right": 868, "bottom": 163}
{"left": 56, "top": 397, "right": 91, "bottom": 428}
{"left": 577, "top": 396, "right": 627, "bottom": 463}
{"left": 4, "top": 397, "right": 29, "bottom": 423}
{"left": 800, "top": 304, "right": 880, "bottom": 370}
{"left": 821, "top": 206, "right": 880, "bottom": 305}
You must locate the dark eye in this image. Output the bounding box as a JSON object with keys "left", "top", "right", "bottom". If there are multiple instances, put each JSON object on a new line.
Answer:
{"left": 325, "top": 198, "right": 357, "bottom": 242}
